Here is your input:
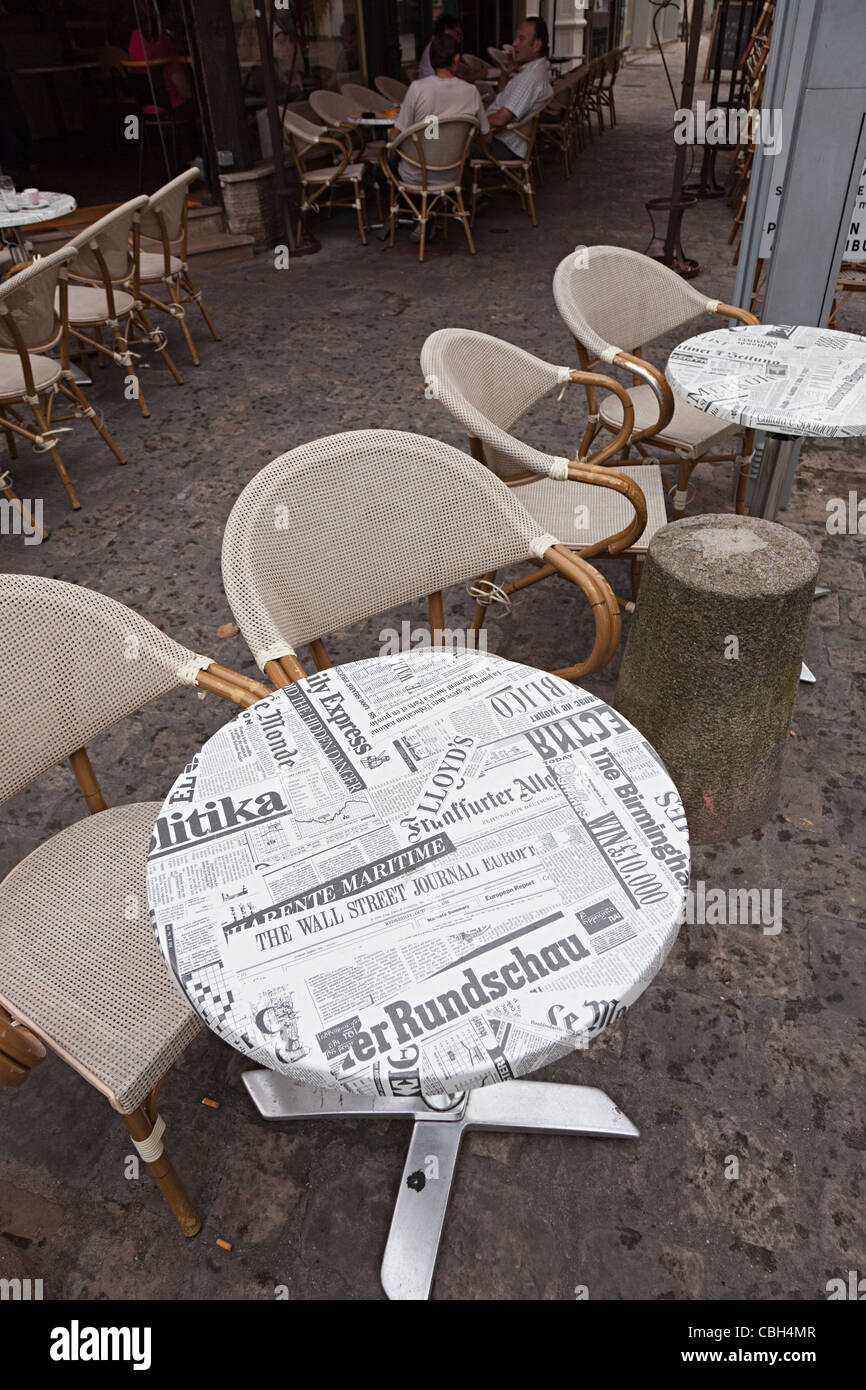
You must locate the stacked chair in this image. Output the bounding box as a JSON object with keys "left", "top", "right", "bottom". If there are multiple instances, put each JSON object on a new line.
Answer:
{"left": 0, "top": 168, "right": 225, "bottom": 517}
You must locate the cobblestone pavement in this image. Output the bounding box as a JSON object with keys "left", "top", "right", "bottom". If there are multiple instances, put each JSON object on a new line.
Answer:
{"left": 1, "top": 45, "right": 863, "bottom": 1302}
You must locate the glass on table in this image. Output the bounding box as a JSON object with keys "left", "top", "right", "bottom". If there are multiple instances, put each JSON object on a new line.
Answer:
{"left": 0, "top": 177, "right": 18, "bottom": 212}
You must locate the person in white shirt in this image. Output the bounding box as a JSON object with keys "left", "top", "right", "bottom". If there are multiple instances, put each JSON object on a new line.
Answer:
{"left": 391, "top": 34, "right": 490, "bottom": 187}
{"left": 418, "top": 12, "right": 462, "bottom": 80}
{"left": 483, "top": 15, "right": 553, "bottom": 161}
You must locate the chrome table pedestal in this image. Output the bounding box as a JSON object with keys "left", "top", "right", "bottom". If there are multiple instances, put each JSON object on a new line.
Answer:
{"left": 243, "top": 1069, "right": 638, "bottom": 1300}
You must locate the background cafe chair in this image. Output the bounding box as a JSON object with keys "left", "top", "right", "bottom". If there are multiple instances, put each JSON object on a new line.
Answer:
{"left": 131, "top": 166, "right": 220, "bottom": 373}
{"left": 0, "top": 574, "right": 271, "bottom": 1234}
{"left": 380, "top": 116, "right": 478, "bottom": 262}
{"left": 420, "top": 327, "right": 666, "bottom": 614}
{"left": 63, "top": 196, "right": 158, "bottom": 418}
{"left": 221, "top": 429, "right": 623, "bottom": 684}
{"left": 374, "top": 74, "right": 408, "bottom": 104}
{"left": 340, "top": 82, "right": 390, "bottom": 115}
{"left": 0, "top": 248, "right": 125, "bottom": 512}
{"left": 469, "top": 105, "right": 546, "bottom": 227}
{"left": 283, "top": 110, "right": 370, "bottom": 246}
{"left": 553, "top": 245, "right": 760, "bottom": 519}
{"left": 308, "top": 90, "right": 384, "bottom": 219}
{"left": 537, "top": 69, "right": 579, "bottom": 178}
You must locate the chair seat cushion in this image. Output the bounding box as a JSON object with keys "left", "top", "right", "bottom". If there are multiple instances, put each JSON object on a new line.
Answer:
{"left": 471, "top": 156, "right": 523, "bottom": 167}
{"left": 0, "top": 352, "right": 61, "bottom": 403}
{"left": 600, "top": 384, "right": 736, "bottom": 459}
{"left": 513, "top": 463, "right": 668, "bottom": 553}
{"left": 61, "top": 285, "right": 136, "bottom": 327}
{"left": 136, "top": 250, "right": 184, "bottom": 281}
{"left": 304, "top": 163, "right": 366, "bottom": 183}
{"left": 0, "top": 802, "right": 201, "bottom": 1113}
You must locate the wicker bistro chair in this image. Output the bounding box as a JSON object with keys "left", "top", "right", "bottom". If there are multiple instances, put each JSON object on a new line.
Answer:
{"left": 63, "top": 196, "right": 157, "bottom": 418}
{"left": 470, "top": 105, "right": 546, "bottom": 227}
{"left": 130, "top": 167, "right": 221, "bottom": 372}
{"left": 308, "top": 90, "right": 384, "bottom": 221}
{"left": 380, "top": 117, "right": 477, "bottom": 261}
{"left": 571, "top": 63, "right": 595, "bottom": 151}
{"left": 420, "top": 328, "right": 668, "bottom": 618}
{"left": 374, "top": 75, "right": 408, "bottom": 104}
{"left": 538, "top": 70, "right": 580, "bottom": 177}
{"left": 597, "top": 47, "right": 627, "bottom": 129}
{"left": 222, "top": 429, "right": 623, "bottom": 684}
{"left": 0, "top": 248, "right": 126, "bottom": 513}
{"left": 0, "top": 574, "right": 271, "bottom": 1232}
{"left": 283, "top": 110, "right": 369, "bottom": 246}
{"left": 553, "top": 245, "right": 760, "bottom": 519}
{"left": 340, "top": 82, "right": 390, "bottom": 115}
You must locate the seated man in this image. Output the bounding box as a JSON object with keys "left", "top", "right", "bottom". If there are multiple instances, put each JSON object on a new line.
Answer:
{"left": 478, "top": 15, "right": 553, "bottom": 162}
{"left": 386, "top": 33, "right": 489, "bottom": 240}
{"left": 419, "top": 12, "right": 488, "bottom": 85}
{"left": 390, "top": 32, "right": 489, "bottom": 183}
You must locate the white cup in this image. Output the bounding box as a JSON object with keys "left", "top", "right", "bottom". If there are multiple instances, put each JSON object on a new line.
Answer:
{"left": 23, "top": 188, "right": 40, "bottom": 206}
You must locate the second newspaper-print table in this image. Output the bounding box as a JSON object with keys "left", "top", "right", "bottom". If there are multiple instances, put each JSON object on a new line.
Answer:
{"left": 148, "top": 649, "right": 689, "bottom": 1297}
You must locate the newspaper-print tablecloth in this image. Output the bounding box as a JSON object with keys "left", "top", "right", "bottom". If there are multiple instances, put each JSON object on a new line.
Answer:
{"left": 0, "top": 191, "right": 76, "bottom": 229}
{"left": 147, "top": 651, "right": 689, "bottom": 1097}
{"left": 666, "top": 323, "right": 866, "bottom": 437}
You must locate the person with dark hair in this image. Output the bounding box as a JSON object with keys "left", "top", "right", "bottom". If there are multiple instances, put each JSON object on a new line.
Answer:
{"left": 417, "top": 11, "right": 461, "bottom": 79}
{"left": 483, "top": 15, "right": 552, "bottom": 160}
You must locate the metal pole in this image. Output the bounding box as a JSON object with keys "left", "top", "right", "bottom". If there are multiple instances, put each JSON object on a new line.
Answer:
{"left": 254, "top": 2, "right": 296, "bottom": 252}
{"left": 661, "top": 0, "right": 705, "bottom": 270}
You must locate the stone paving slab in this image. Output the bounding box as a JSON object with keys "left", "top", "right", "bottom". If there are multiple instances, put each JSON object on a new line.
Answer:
{"left": 0, "top": 45, "right": 863, "bottom": 1301}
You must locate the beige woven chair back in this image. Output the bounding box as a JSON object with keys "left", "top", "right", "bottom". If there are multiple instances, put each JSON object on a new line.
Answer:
{"left": 375, "top": 75, "right": 407, "bottom": 103}
{"left": 139, "top": 166, "right": 197, "bottom": 243}
{"left": 283, "top": 110, "right": 324, "bottom": 161}
{"left": 392, "top": 116, "right": 477, "bottom": 185}
{"left": 553, "top": 244, "right": 713, "bottom": 362}
{"left": 0, "top": 574, "right": 208, "bottom": 804}
{"left": 284, "top": 99, "right": 322, "bottom": 127}
{"left": 340, "top": 82, "right": 389, "bottom": 113}
{"left": 68, "top": 195, "right": 149, "bottom": 282}
{"left": 0, "top": 246, "right": 75, "bottom": 351}
{"left": 221, "top": 429, "right": 540, "bottom": 667}
{"left": 308, "top": 89, "right": 354, "bottom": 126}
{"left": 420, "top": 328, "right": 568, "bottom": 480}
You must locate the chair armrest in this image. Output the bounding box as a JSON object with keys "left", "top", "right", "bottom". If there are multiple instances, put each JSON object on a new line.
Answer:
{"left": 566, "top": 460, "right": 648, "bottom": 555}
{"left": 567, "top": 367, "right": 637, "bottom": 464}
{"left": 195, "top": 663, "right": 272, "bottom": 707}
{"left": 533, "top": 543, "right": 621, "bottom": 677}
{"left": 711, "top": 302, "right": 760, "bottom": 327}
{"left": 611, "top": 351, "right": 675, "bottom": 442}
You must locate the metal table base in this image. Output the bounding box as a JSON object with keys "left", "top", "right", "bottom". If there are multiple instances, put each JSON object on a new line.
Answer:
{"left": 747, "top": 431, "right": 798, "bottom": 521}
{"left": 244, "top": 1069, "right": 638, "bottom": 1300}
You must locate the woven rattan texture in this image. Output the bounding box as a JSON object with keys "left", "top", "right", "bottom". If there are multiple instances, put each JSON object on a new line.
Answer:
{"left": 68, "top": 196, "right": 149, "bottom": 282}
{"left": 139, "top": 167, "right": 196, "bottom": 243}
{"left": 0, "top": 574, "right": 201, "bottom": 803}
{"left": 340, "top": 83, "right": 390, "bottom": 114}
{"left": 599, "top": 385, "right": 735, "bottom": 456}
{"left": 515, "top": 464, "right": 667, "bottom": 551}
{"left": 421, "top": 328, "right": 568, "bottom": 479}
{"left": 221, "top": 429, "right": 542, "bottom": 665}
{"left": 0, "top": 246, "right": 73, "bottom": 351}
{"left": 308, "top": 90, "right": 353, "bottom": 125}
{"left": 553, "top": 245, "right": 711, "bottom": 361}
{"left": 392, "top": 117, "right": 476, "bottom": 187}
{"left": 0, "top": 802, "right": 201, "bottom": 1111}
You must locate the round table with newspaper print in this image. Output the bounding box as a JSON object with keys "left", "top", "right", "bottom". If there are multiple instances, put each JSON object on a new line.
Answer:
{"left": 666, "top": 323, "right": 866, "bottom": 519}
{"left": 147, "top": 649, "right": 689, "bottom": 1098}
{"left": 0, "top": 190, "right": 77, "bottom": 229}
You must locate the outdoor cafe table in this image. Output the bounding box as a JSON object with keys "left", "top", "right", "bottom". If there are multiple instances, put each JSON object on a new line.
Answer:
{"left": 147, "top": 648, "right": 689, "bottom": 1298}
{"left": 666, "top": 322, "right": 866, "bottom": 521}
{"left": 0, "top": 191, "right": 77, "bottom": 262}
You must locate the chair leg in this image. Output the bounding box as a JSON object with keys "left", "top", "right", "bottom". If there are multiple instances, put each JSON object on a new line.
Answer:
{"left": 165, "top": 279, "right": 199, "bottom": 367}
{"left": 672, "top": 458, "right": 691, "bottom": 520}
{"left": 30, "top": 396, "right": 80, "bottom": 509}
{"left": 182, "top": 269, "right": 220, "bottom": 344}
{"left": 1, "top": 414, "right": 17, "bottom": 459}
{"left": 135, "top": 305, "right": 184, "bottom": 385}
{"left": 354, "top": 181, "right": 368, "bottom": 246}
{"left": 457, "top": 190, "right": 475, "bottom": 255}
{"left": 524, "top": 175, "right": 538, "bottom": 228}
{"left": 110, "top": 320, "right": 149, "bottom": 418}
{"left": 120, "top": 1102, "right": 201, "bottom": 1238}
{"left": 418, "top": 193, "right": 427, "bottom": 262}
{"left": 58, "top": 376, "right": 126, "bottom": 464}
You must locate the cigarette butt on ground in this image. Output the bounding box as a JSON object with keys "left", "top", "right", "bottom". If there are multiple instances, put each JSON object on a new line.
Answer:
{"left": 202, "top": 1096, "right": 220, "bottom": 1108}
{"left": 216, "top": 1238, "right": 232, "bottom": 1251}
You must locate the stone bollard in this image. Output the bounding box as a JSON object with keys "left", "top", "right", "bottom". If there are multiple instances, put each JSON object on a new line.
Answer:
{"left": 615, "top": 514, "right": 818, "bottom": 842}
